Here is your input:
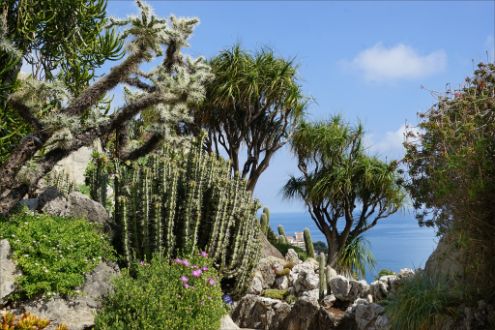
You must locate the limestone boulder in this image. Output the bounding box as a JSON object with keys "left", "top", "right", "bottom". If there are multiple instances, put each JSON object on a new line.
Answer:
{"left": 247, "top": 271, "right": 264, "bottom": 295}
{"left": 0, "top": 240, "right": 20, "bottom": 306}
{"left": 232, "top": 294, "right": 291, "bottom": 330}
{"left": 280, "top": 296, "right": 320, "bottom": 330}
{"left": 285, "top": 249, "right": 301, "bottom": 264}
{"left": 329, "top": 275, "right": 351, "bottom": 301}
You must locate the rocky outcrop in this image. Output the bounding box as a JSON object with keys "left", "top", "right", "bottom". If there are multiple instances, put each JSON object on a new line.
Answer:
{"left": 425, "top": 234, "right": 465, "bottom": 283}
{"left": 219, "top": 314, "right": 240, "bottom": 330}
{"left": 354, "top": 302, "right": 387, "bottom": 330}
{"left": 232, "top": 294, "right": 291, "bottom": 330}
{"left": 262, "top": 235, "right": 284, "bottom": 259}
{"left": 21, "top": 261, "right": 119, "bottom": 330}
{"left": 0, "top": 240, "right": 20, "bottom": 306}
{"left": 280, "top": 296, "right": 320, "bottom": 330}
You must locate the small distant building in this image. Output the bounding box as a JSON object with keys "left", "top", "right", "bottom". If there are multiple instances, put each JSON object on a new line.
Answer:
{"left": 284, "top": 231, "right": 305, "bottom": 250}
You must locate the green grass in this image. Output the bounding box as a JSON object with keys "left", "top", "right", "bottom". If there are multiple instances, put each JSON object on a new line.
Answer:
{"left": 0, "top": 210, "right": 114, "bottom": 299}
{"left": 384, "top": 273, "right": 461, "bottom": 330}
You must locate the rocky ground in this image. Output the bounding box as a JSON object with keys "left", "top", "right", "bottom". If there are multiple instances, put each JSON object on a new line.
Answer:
{"left": 232, "top": 248, "right": 415, "bottom": 330}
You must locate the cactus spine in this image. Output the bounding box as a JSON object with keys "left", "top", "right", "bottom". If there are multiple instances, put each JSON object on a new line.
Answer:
{"left": 277, "top": 225, "right": 287, "bottom": 244}
{"left": 303, "top": 228, "right": 315, "bottom": 258}
{"left": 107, "top": 138, "right": 261, "bottom": 296}
{"left": 319, "top": 252, "right": 327, "bottom": 299}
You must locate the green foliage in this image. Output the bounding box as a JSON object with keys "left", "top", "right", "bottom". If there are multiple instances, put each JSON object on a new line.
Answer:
{"left": 303, "top": 228, "right": 315, "bottom": 258}
{"left": 376, "top": 269, "right": 395, "bottom": 280}
{"left": 84, "top": 151, "right": 110, "bottom": 207}
{"left": 106, "top": 138, "right": 261, "bottom": 296}
{"left": 404, "top": 62, "right": 495, "bottom": 300}
{"left": 319, "top": 252, "right": 327, "bottom": 299}
{"left": 94, "top": 255, "right": 226, "bottom": 330}
{"left": 384, "top": 273, "right": 461, "bottom": 330}
{"left": 262, "top": 289, "right": 288, "bottom": 300}
{"left": 313, "top": 241, "right": 327, "bottom": 255}
{"left": 277, "top": 225, "right": 287, "bottom": 244}
{"left": 336, "top": 235, "right": 376, "bottom": 279}
{"left": 285, "top": 116, "right": 404, "bottom": 267}
{"left": 272, "top": 240, "right": 307, "bottom": 261}
{"left": 0, "top": 211, "right": 114, "bottom": 299}
{"left": 196, "top": 45, "right": 306, "bottom": 191}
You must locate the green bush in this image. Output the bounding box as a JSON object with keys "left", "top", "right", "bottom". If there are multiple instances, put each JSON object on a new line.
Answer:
{"left": 0, "top": 211, "right": 114, "bottom": 299}
{"left": 375, "top": 268, "right": 395, "bottom": 280}
{"left": 272, "top": 241, "right": 307, "bottom": 261}
{"left": 94, "top": 254, "right": 226, "bottom": 330}
{"left": 384, "top": 273, "right": 461, "bottom": 330}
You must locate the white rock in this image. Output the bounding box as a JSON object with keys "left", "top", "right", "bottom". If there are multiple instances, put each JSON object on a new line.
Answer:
{"left": 329, "top": 275, "right": 351, "bottom": 301}
{"left": 275, "top": 275, "right": 289, "bottom": 290}
{"left": 0, "top": 240, "right": 20, "bottom": 305}
{"left": 355, "top": 303, "right": 385, "bottom": 330}
{"left": 321, "top": 294, "right": 336, "bottom": 308}
{"left": 219, "top": 314, "right": 240, "bottom": 330}
{"left": 285, "top": 249, "right": 301, "bottom": 264}
{"left": 247, "top": 271, "right": 264, "bottom": 294}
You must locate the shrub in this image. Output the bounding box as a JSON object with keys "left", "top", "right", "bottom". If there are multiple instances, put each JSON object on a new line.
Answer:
{"left": 384, "top": 273, "right": 461, "bottom": 330}
{"left": 0, "top": 211, "right": 114, "bottom": 299}
{"left": 376, "top": 268, "right": 395, "bottom": 280}
{"left": 272, "top": 241, "right": 307, "bottom": 261}
{"left": 94, "top": 254, "right": 226, "bottom": 330}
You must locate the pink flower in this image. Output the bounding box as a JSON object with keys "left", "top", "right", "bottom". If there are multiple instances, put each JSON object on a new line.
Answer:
{"left": 180, "top": 276, "right": 189, "bottom": 283}
{"left": 207, "top": 278, "right": 216, "bottom": 286}
{"left": 192, "top": 265, "right": 199, "bottom": 269}
{"left": 174, "top": 258, "right": 183, "bottom": 264}
{"left": 182, "top": 259, "right": 190, "bottom": 267}
{"left": 192, "top": 269, "right": 202, "bottom": 278}
{"left": 201, "top": 266, "right": 209, "bottom": 272}
{"left": 183, "top": 283, "right": 191, "bottom": 289}
{"left": 200, "top": 251, "right": 208, "bottom": 258}
{"left": 140, "top": 260, "right": 145, "bottom": 266}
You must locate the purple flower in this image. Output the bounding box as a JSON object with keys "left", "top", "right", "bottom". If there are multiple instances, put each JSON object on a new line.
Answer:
{"left": 174, "top": 258, "right": 183, "bottom": 264}
{"left": 207, "top": 277, "right": 216, "bottom": 286}
{"left": 192, "top": 264, "right": 199, "bottom": 269}
{"left": 192, "top": 269, "right": 202, "bottom": 278}
{"left": 180, "top": 276, "right": 189, "bottom": 283}
{"left": 182, "top": 259, "right": 190, "bottom": 267}
{"left": 140, "top": 260, "right": 145, "bottom": 266}
{"left": 183, "top": 283, "right": 191, "bottom": 289}
{"left": 200, "top": 251, "right": 208, "bottom": 258}
{"left": 201, "top": 266, "right": 209, "bottom": 272}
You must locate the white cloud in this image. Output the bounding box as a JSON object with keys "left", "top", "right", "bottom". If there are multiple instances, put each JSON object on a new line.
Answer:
{"left": 365, "top": 124, "right": 419, "bottom": 159}
{"left": 343, "top": 43, "right": 447, "bottom": 82}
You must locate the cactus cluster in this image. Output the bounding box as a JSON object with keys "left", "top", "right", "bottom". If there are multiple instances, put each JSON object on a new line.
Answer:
{"left": 319, "top": 252, "right": 327, "bottom": 299}
{"left": 111, "top": 139, "right": 262, "bottom": 295}
{"left": 44, "top": 169, "right": 74, "bottom": 195}
{"left": 303, "top": 228, "right": 315, "bottom": 258}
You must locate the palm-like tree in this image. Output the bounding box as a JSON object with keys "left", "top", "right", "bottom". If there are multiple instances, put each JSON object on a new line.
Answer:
{"left": 195, "top": 45, "right": 306, "bottom": 191}
{"left": 284, "top": 116, "right": 404, "bottom": 275}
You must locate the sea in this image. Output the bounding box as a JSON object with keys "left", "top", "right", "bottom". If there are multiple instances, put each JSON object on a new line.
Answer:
{"left": 269, "top": 211, "right": 438, "bottom": 283}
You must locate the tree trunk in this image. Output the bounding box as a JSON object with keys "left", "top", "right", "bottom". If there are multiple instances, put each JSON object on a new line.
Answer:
{"left": 326, "top": 233, "right": 340, "bottom": 268}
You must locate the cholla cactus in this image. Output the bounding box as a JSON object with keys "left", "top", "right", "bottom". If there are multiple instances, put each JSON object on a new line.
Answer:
{"left": 303, "top": 228, "right": 315, "bottom": 258}
{"left": 111, "top": 137, "right": 261, "bottom": 296}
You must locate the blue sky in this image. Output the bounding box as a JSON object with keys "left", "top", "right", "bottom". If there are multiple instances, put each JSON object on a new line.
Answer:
{"left": 107, "top": 0, "right": 495, "bottom": 212}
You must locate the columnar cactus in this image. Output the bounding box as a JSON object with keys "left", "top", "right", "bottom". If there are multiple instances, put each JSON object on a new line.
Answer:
{"left": 260, "top": 213, "right": 269, "bottom": 235}
{"left": 303, "top": 228, "right": 315, "bottom": 258}
{"left": 319, "top": 252, "right": 327, "bottom": 299}
{"left": 110, "top": 138, "right": 261, "bottom": 296}
{"left": 278, "top": 225, "right": 287, "bottom": 244}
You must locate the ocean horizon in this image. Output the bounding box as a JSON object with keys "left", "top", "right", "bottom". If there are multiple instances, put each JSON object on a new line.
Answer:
{"left": 269, "top": 211, "right": 438, "bottom": 283}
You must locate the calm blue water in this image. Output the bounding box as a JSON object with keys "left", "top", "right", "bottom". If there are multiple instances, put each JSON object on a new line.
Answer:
{"left": 269, "top": 211, "right": 438, "bottom": 283}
